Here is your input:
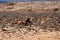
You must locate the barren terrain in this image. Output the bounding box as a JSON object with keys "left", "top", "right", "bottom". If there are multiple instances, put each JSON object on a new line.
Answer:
{"left": 0, "top": 1, "right": 60, "bottom": 40}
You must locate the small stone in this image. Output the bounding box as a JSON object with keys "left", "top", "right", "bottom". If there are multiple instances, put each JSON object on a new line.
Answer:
{"left": 27, "top": 26, "right": 30, "bottom": 27}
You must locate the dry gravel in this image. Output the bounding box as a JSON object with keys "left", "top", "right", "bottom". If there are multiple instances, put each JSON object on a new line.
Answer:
{"left": 0, "top": 11, "right": 60, "bottom": 40}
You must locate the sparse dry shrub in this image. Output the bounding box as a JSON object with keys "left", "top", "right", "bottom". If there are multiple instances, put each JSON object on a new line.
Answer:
{"left": 7, "top": 6, "right": 13, "bottom": 9}
{"left": 53, "top": 8, "right": 59, "bottom": 11}
{"left": 6, "top": 2, "right": 16, "bottom": 9}
{"left": 27, "top": 8, "right": 32, "bottom": 11}
{"left": 7, "top": 3, "right": 16, "bottom": 6}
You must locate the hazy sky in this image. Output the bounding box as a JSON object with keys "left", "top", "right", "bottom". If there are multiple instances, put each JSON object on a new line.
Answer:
{"left": 0, "top": 0, "right": 59, "bottom": 2}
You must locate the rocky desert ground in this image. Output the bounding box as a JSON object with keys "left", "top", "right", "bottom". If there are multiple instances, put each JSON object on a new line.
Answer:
{"left": 0, "top": 1, "right": 60, "bottom": 40}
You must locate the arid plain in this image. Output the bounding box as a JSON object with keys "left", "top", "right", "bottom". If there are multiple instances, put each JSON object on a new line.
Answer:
{"left": 0, "top": 1, "right": 60, "bottom": 40}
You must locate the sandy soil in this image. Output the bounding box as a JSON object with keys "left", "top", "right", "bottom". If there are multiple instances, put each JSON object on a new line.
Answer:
{"left": 0, "top": 1, "right": 60, "bottom": 12}
{"left": 0, "top": 31, "right": 60, "bottom": 40}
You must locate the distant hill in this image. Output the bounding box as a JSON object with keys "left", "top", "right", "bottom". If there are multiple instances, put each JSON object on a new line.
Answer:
{"left": 7, "top": 0, "right": 60, "bottom": 2}
{"left": 0, "top": 0, "right": 59, "bottom": 3}
{"left": 0, "top": 1, "right": 9, "bottom": 3}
